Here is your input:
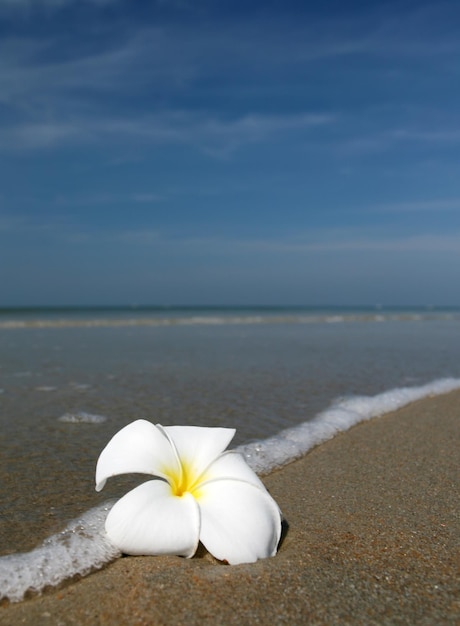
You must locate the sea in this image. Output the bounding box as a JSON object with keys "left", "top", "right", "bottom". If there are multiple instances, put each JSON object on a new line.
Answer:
{"left": 1, "top": 305, "right": 460, "bottom": 602}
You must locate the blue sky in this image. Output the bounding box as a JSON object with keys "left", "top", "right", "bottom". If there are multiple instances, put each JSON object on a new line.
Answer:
{"left": 1, "top": 0, "right": 460, "bottom": 306}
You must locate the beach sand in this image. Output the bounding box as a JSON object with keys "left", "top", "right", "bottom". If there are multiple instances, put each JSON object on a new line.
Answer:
{"left": 1, "top": 390, "right": 459, "bottom": 625}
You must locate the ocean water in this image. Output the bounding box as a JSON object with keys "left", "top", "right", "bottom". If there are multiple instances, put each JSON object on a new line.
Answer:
{"left": 1, "top": 306, "right": 460, "bottom": 602}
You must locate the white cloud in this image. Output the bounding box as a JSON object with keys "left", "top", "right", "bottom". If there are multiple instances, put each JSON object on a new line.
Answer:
{"left": 98, "top": 228, "right": 460, "bottom": 257}
{"left": 2, "top": 206, "right": 459, "bottom": 269}
{"left": 3, "top": 122, "right": 83, "bottom": 149}
{"left": 0, "top": 210, "right": 162, "bottom": 246}
{"left": 372, "top": 198, "right": 460, "bottom": 213}
{"left": 0, "top": 2, "right": 458, "bottom": 162}
{"left": 166, "top": 227, "right": 460, "bottom": 257}
{"left": 0, "top": 34, "right": 145, "bottom": 106}
{"left": 0, "top": 214, "right": 27, "bottom": 232}
{"left": 298, "top": 233, "right": 460, "bottom": 254}
{"left": 54, "top": 191, "right": 163, "bottom": 206}
{"left": 391, "top": 129, "right": 460, "bottom": 144}
{"left": 65, "top": 228, "right": 161, "bottom": 246}
{"left": 339, "top": 124, "right": 460, "bottom": 157}
{"left": 0, "top": 110, "right": 335, "bottom": 153}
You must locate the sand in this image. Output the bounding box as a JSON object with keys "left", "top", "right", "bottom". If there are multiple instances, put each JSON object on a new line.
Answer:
{"left": 1, "top": 390, "right": 459, "bottom": 625}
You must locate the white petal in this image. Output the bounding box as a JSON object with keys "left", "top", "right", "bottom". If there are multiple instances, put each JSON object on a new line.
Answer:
{"left": 95, "top": 420, "right": 179, "bottom": 491}
{"left": 198, "top": 479, "right": 282, "bottom": 564}
{"left": 201, "top": 451, "right": 266, "bottom": 489}
{"left": 163, "top": 425, "right": 235, "bottom": 482}
{"left": 105, "top": 480, "right": 200, "bottom": 557}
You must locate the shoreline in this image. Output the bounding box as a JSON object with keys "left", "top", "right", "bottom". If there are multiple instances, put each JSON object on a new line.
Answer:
{"left": 1, "top": 389, "right": 459, "bottom": 625}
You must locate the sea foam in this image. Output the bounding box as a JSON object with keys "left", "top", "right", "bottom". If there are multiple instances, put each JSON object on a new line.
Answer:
{"left": 238, "top": 377, "right": 460, "bottom": 474}
{"left": 1, "top": 377, "right": 460, "bottom": 603}
{"left": 1, "top": 310, "right": 458, "bottom": 329}
{"left": 58, "top": 411, "right": 108, "bottom": 424}
{"left": 0, "top": 504, "right": 120, "bottom": 603}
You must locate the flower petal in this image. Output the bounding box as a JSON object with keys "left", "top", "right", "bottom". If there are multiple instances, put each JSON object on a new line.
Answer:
{"left": 95, "top": 420, "right": 179, "bottom": 491}
{"left": 163, "top": 425, "right": 235, "bottom": 483}
{"left": 105, "top": 480, "right": 200, "bottom": 557}
{"left": 197, "top": 479, "right": 282, "bottom": 564}
{"left": 201, "top": 451, "right": 267, "bottom": 489}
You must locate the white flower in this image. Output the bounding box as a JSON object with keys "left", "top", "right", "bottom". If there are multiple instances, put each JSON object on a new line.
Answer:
{"left": 95, "top": 420, "right": 282, "bottom": 565}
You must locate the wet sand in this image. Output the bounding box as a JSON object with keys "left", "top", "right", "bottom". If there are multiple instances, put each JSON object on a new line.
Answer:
{"left": 1, "top": 390, "right": 459, "bottom": 625}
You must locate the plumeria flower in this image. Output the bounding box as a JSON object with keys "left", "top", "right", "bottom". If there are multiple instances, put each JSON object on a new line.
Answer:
{"left": 96, "top": 420, "right": 282, "bottom": 565}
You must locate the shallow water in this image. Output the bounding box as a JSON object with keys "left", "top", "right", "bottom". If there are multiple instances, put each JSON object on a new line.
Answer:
{"left": 1, "top": 309, "right": 460, "bottom": 561}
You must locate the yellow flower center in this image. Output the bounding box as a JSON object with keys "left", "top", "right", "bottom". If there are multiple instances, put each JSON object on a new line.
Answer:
{"left": 167, "top": 459, "right": 203, "bottom": 498}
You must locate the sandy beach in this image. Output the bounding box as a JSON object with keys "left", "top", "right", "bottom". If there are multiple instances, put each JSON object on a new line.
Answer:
{"left": 1, "top": 389, "right": 459, "bottom": 625}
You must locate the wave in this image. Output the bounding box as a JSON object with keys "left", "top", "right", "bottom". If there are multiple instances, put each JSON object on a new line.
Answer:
{"left": 0, "top": 504, "right": 120, "bottom": 603}
{"left": 1, "top": 311, "right": 459, "bottom": 329}
{"left": 1, "top": 377, "right": 460, "bottom": 603}
{"left": 238, "top": 377, "right": 460, "bottom": 474}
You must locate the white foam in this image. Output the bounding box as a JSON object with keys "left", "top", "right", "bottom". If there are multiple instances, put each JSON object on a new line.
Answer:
{"left": 69, "top": 383, "right": 92, "bottom": 391}
{"left": 0, "top": 504, "right": 120, "bottom": 603}
{"left": 2, "top": 377, "right": 460, "bottom": 603}
{"left": 238, "top": 377, "right": 460, "bottom": 474}
{"left": 58, "top": 411, "right": 108, "bottom": 424}
{"left": 1, "top": 310, "right": 458, "bottom": 330}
